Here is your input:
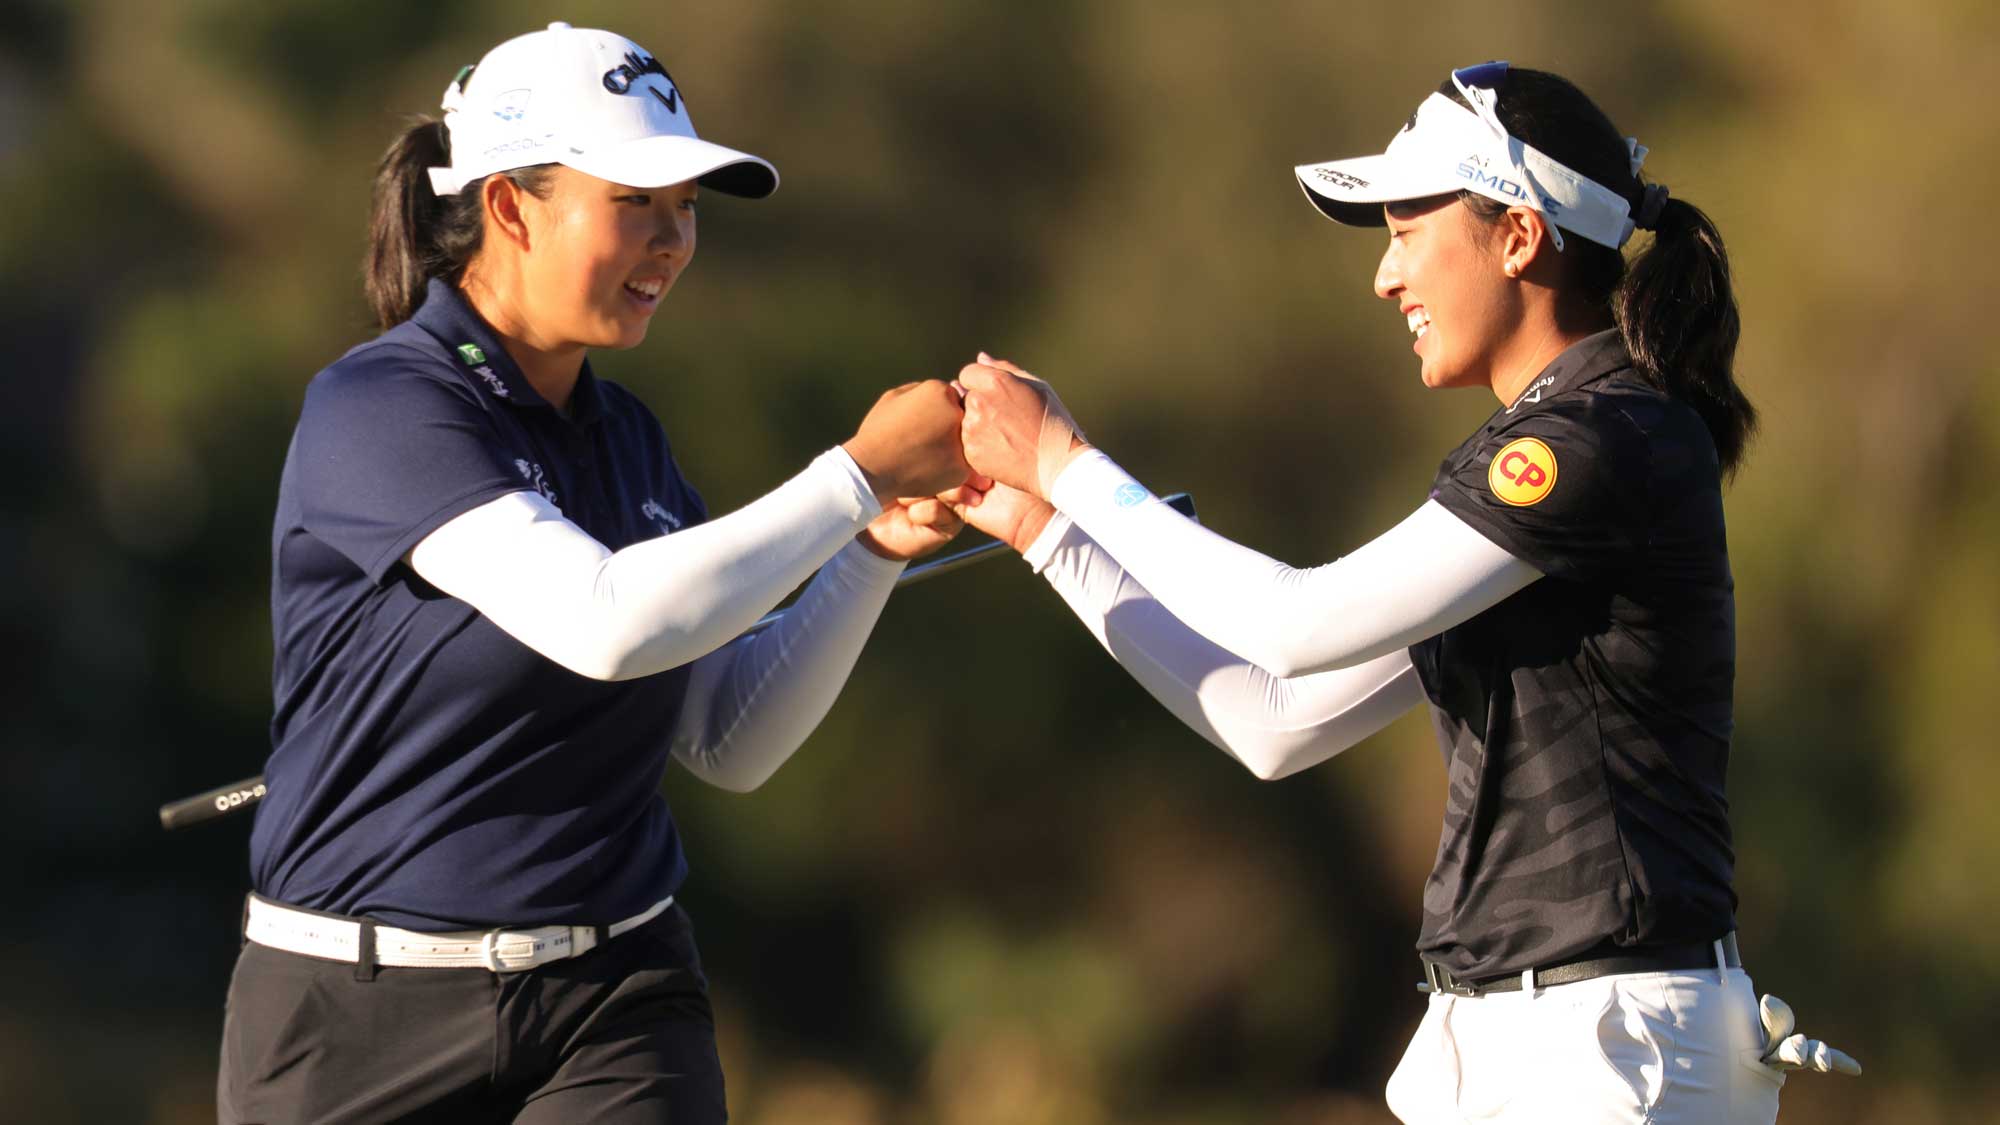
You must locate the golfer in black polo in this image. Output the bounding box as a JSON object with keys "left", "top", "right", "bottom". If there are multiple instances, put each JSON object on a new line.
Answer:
{"left": 949, "top": 62, "right": 1857, "bottom": 1123}
{"left": 220, "top": 23, "right": 972, "bottom": 1123}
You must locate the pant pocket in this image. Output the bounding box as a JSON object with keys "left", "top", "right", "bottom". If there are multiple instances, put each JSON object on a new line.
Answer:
{"left": 1728, "top": 975, "right": 1787, "bottom": 1092}
{"left": 1509, "top": 984, "right": 1663, "bottom": 1122}
{"left": 1736, "top": 1048, "right": 1788, "bottom": 1090}
{"left": 1386, "top": 998, "right": 1455, "bottom": 1124}
{"left": 1592, "top": 984, "right": 1670, "bottom": 1112}
{"left": 217, "top": 944, "right": 335, "bottom": 1120}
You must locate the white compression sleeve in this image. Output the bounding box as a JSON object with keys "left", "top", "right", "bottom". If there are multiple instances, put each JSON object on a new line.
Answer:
{"left": 669, "top": 538, "right": 904, "bottom": 792}
{"left": 1023, "top": 515, "right": 1426, "bottom": 780}
{"left": 409, "top": 448, "right": 882, "bottom": 681}
{"left": 1048, "top": 451, "right": 1544, "bottom": 678}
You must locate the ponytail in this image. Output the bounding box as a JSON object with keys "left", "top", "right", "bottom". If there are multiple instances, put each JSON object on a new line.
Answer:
{"left": 1447, "top": 68, "right": 1757, "bottom": 477}
{"left": 362, "top": 117, "right": 555, "bottom": 330}
{"left": 365, "top": 118, "right": 463, "bottom": 329}
{"left": 1615, "top": 197, "right": 1754, "bottom": 476}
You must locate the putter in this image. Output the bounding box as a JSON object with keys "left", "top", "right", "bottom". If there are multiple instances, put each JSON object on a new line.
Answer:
{"left": 159, "top": 491, "right": 1196, "bottom": 830}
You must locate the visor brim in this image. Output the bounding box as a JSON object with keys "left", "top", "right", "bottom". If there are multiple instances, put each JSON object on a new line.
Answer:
{"left": 566, "top": 134, "right": 779, "bottom": 199}
{"left": 1294, "top": 153, "right": 1463, "bottom": 227}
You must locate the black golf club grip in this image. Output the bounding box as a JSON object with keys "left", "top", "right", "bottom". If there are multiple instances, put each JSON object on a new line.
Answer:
{"left": 158, "top": 777, "right": 269, "bottom": 831}
{"left": 158, "top": 491, "right": 1198, "bottom": 830}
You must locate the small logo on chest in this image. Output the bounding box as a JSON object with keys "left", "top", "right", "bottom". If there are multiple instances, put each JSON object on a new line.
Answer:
{"left": 456, "top": 342, "right": 509, "bottom": 398}
{"left": 1505, "top": 375, "right": 1555, "bottom": 414}
{"left": 640, "top": 498, "right": 682, "bottom": 535}
{"left": 515, "top": 459, "right": 558, "bottom": 507}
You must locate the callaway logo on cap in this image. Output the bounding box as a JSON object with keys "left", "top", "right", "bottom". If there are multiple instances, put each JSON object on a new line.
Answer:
{"left": 426, "top": 22, "right": 778, "bottom": 200}
{"left": 1294, "top": 61, "right": 1645, "bottom": 251}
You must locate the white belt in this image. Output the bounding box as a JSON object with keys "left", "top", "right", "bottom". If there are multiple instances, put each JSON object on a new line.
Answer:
{"left": 244, "top": 893, "right": 673, "bottom": 972}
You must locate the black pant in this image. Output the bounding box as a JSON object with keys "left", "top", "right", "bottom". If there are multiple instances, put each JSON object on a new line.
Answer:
{"left": 217, "top": 902, "right": 726, "bottom": 1123}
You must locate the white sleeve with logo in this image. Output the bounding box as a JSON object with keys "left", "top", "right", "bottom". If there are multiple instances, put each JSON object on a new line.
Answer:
{"left": 409, "top": 447, "right": 884, "bottom": 681}
{"left": 1046, "top": 451, "right": 1543, "bottom": 678}
{"left": 1023, "top": 513, "right": 1426, "bottom": 779}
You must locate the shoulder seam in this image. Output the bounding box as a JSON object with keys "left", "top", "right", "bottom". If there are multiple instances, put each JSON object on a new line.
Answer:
{"left": 1605, "top": 399, "right": 1657, "bottom": 547}
{"left": 319, "top": 337, "right": 468, "bottom": 391}
{"left": 338, "top": 336, "right": 450, "bottom": 367}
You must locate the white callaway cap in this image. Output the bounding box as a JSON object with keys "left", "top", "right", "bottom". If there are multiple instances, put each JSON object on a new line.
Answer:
{"left": 1295, "top": 62, "right": 1646, "bottom": 251}
{"left": 427, "top": 22, "right": 777, "bottom": 199}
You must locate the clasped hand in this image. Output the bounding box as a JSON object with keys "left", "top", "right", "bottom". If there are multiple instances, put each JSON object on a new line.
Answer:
{"left": 842, "top": 352, "right": 1087, "bottom": 560}
{"left": 842, "top": 379, "right": 970, "bottom": 562}
{"left": 956, "top": 351, "right": 1091, "bottom": 500}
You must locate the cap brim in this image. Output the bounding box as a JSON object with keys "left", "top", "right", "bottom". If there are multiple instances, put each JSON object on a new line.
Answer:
{"left": 1294, "top": 153, "right": 1461, "bottom": 227}
{"left": 566, "top": 134, "right": 779, "bottom": 199}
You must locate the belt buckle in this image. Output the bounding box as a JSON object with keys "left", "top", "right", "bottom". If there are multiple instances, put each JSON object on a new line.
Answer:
{"left": 479, "top": 929, "right": 508, "bottom": 973}
{"left": 1420, "top": 960, "right": 1482, "bottom": 998}
{"left": 479, "top": 928, "right": 547, "bottom": 973}
{"left": 482, "top": 925, "right": 576, "bottom": 972}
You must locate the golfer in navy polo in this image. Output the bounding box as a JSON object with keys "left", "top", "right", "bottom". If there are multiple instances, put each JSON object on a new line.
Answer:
{"left": 219, "top": 24, "right": 970, "bottom": 1123}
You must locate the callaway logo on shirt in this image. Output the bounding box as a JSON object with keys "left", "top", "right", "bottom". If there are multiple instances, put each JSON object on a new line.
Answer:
{"left": 515, "top": 459, "right": 558, "bottom": 506}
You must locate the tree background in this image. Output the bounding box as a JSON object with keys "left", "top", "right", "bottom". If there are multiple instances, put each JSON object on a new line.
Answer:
{"left": 3, "top": 1, "right": 1994, "bottom": 1120}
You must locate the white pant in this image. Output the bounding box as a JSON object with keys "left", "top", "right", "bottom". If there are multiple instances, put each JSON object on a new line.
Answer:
{"left": 1385, "top": 967, "right": 1784, "bottom": 1124}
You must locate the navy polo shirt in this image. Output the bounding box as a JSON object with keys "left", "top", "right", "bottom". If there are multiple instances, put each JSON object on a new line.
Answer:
{"left": 250, "top": 279, "right": 708, "bottom": 931}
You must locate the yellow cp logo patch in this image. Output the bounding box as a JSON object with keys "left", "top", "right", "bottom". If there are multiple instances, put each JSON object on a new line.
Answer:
{"left": 1488, "top": 437, "right": 1558, "bottom": 506}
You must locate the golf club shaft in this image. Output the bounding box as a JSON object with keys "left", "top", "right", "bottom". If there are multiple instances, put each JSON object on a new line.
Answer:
{"left": 158, "top": 491, "right": 1194, "bottom": 831}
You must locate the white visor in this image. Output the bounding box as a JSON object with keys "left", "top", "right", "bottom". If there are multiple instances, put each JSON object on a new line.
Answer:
{"left": 426, "top": 23, "right": 777, "bottom": 199}
{"left": 1295, "top": 90, "right": 1638, "bottom": 250}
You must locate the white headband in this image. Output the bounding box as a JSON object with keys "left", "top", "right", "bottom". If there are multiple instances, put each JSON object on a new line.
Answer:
{"left": 1297, "top": 67, "right": 1649, "bottom": 251}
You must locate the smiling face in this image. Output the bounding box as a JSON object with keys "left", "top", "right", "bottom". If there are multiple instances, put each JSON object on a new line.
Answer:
{"left": 511, "top": 165, "right": 699, "bottom": 351}
{"left": 1373, "top": 195, "right": 1518, "bottom": 391}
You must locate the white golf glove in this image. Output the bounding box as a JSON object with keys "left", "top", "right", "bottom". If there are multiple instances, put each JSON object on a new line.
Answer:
{"left": 1758, "top": 994, "right": 1862, "bottom": 1076}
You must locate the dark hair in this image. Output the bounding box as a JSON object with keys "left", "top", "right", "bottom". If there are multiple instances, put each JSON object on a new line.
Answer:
{"left": 1448, "top": 69, "right": 1755, "bottom": 476}
{"left": 363, "top": 117, "right": 558, "bottom": 329}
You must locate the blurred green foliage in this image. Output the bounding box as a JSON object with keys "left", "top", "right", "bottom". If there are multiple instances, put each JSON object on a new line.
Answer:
{"left": 3, "top": 1, "right": 1995, "bottom": 1121}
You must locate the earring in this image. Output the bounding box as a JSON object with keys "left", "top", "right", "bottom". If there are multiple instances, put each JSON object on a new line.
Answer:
{"left": 1504, "top": 263, "right": 1518, "bottom": 277}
